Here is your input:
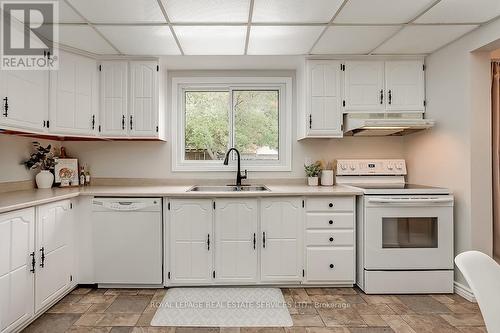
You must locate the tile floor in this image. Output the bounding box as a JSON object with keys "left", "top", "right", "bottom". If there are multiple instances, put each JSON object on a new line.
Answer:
{"left": 22, "top": 287, "right": 486, "bottom": 333}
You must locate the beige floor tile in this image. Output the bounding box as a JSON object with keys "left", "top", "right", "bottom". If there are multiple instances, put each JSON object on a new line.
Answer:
{"left": 23, "top": 313, "right": 81, "bottom": 333}
{"left": 105, "top": 289, "right": 141, "bottom": 296}
{"left": 386, "top": 303, "right": 416, "bottom": 315}
{"left": 305, "top": 328, "right": 350, "bottom": 333}
{"left": 352, "top": 304, "right": 395, "bottom": 315}
{"left": 457, "top": 327, "right": 487, "bottom": 333}
{"left": 380, "top": 315, "right": 416, "bottom": 333}
{"left": 318, "top": 308, "right": 365, "bottom": 327}
{"left": 439, "top": 313, "right": 485, "bottom": 327}
{"left": 79, "top": 295, "right": 118, "bottom": 305}
{"left": 87, "top": 303, "right": 114, "bottom": 314}
{"left": 74, "top": 313, "right": 106, "bottom": 326}
{"left": 47, "top": 302, "right": 92, "bottom": 314}
{"left": 219, "top": 328, "right": 241, "bottom": 333}
{"left": 72, "top": 288, "right": 94, "bottom": 295}
{"left": 94, "top": 314, "right": 141, "bottom": 327}
{"left": 239, "top": 328, "right": 284, "bottom": 333}
{"left": 397, "top": 296, "right": 451, "bottom": 314}
{"left": 359, "top": 315, "right": 388, "bottom": 327}
{"left": 66, "top": 327, "right": 113, "bottom": 333}
{"left": 105, "top": 295, "right": 153, "bottom": 314}
{"left": 401, "top": 314, "right": 460, "bottom": 333}
{"left": 136, "top": 312, "right": 155, "bottom": 327}
{"left": 291, "top": 315, "right": 325, "bottom": 327}
{"left": 131, "top": 328, "right": 176, "bottom": 333}
{"left": 348, "top": 328, "right": 394, "bottom": 333}
{"left": 341, "top": 295, "right": 366, "bottom": 305}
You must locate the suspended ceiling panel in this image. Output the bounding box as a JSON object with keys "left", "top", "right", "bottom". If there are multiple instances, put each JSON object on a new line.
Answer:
{"left": 96, "top": 26, "right": 180, "bottom": 55}
{"left": 174, "top": 26, "right": 246, "bottom": 55}
{"left": 162, "top": 0, "right": 250, "bottom": 23}
{"left": 312, "top": 26, "right": 401, "bottom": 54}
{"left": 55, "top": 25, "right": 118, "bottom": 54}
{"left": 334, "top": 0, "right": 435, "bottom": 24}
{"left": 8, "top": 0, "right": 84, "bottom": 23}
{"left": 373, "top": 25, "right": 478, "bottom": 54}
{"left": 252, "top": 0, "right": 344, "bottom": 23}
{"left": 248, "top": 26, "right": 323, "bottom": 55}
{"left": 66, "top": 0, "right": 165, "bottom": 23}
{"left": 415, "top": 0, "right": 500, "bottom": 24}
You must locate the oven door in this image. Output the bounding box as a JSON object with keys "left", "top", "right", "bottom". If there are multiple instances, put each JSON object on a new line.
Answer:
{"left": 364, "top": 195, "right": 454, "bottom": 270}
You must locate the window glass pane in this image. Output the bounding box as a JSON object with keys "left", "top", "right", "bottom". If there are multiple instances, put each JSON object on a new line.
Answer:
{"left": 184, "top": 91, "right": 229, "bottom": 160}
{"left": 233, "top": 90, "right": 279, "bottom": 161}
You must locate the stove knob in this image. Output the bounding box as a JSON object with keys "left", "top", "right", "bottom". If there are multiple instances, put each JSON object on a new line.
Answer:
{"left": 396, "top": 163, "right": 403, "bottom": 170}
{"left": 349, "top": 164, "right": 356, "bottom": 171}
{"left": 387, "top": 164, "right": 394, "bottom": 170}
{"left": 340, "top": 164, "right": 347, "bottom": 170}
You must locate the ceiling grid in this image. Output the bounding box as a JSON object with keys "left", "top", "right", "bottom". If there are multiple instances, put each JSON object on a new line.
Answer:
{"left": 42, "top": 0, "right": 500, "bottom": 55}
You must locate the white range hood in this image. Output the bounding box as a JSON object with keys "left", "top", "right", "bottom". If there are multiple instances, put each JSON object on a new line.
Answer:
{"left": 343, "top": 113, "right": 435, "bottom": 136}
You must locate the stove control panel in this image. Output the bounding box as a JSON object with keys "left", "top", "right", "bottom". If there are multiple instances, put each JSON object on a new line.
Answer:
{"left": 336, "top": 159, "right": 407, "bottom": 176}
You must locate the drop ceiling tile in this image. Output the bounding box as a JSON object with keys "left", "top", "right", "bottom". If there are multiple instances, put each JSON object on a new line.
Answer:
{"left": 96, "top": 26, "right": 180, "bottom": 55}
{"left": 312, "top": 25, "right": 401, "bottom": 54}
{"left": 162, "top": 0, "right": 250, "bottom": 23}
{"left": 373, "top": 25, "right": 478, "bottom": 54}
{"left": 8, "top": 0, "right": 84, "bottom": 23}
{"left": 66, "top": 0, "right": 165, "bottom": 23}
{"left": 334, "top": 0, "right": 436, "bottom": 24}
{"left": 174, "top": 26, "right": 246, "bottom": 55}
{"left": 415, "top": 0, "right": 500, "bottom": 24}
{"left": 42, "top": 25, "right": 117, "bottom": 54}
{"left": 252, "top": 0, "right": 344, "bottom": 23}
{"left": 247, "top": 26, "right": 324, "bottom": 55}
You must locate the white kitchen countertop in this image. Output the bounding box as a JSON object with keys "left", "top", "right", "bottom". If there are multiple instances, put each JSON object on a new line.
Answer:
{"left": 0, "top": 184, "right": 362, "bottom": 214}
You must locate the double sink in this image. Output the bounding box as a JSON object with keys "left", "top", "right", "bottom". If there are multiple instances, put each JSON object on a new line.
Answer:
{"left": 188, "top": 185, "right": 270, "bottom": 192}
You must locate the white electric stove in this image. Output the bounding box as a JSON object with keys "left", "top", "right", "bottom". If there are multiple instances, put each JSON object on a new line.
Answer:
{"left": 336, "top": 159, "right": 455, "bottom": 294}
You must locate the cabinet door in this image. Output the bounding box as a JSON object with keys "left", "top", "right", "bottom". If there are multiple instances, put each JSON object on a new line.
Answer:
{"left": 214, "top": 199, "right": 258, "bottom": 283}
{"left": 129, "top": 61, "right": 159, "bottom": 137}
{"left": 0, "top": 69, "right": 48, "bottom": 132}
{"left": 0, "top": 208, "right": 35, "bottom": 333}
{"left": 35, "top": 200, "right": 73, "bottom": 313}
{"left": 169, "top": 199, "right": 213, "bottom": 284}
{"left": 344, "top": 61, "right": 384, "bottom": 112}
{"left": 307, "top": 60, "right": 343, "bottom": 137}
{"left": 100, "top": 61, "right": 128, "bottom": 136}
{"left": 385, "top": 60, "right": 425, "bottom": 112}
{"left": 49, "top": 51, "right": 98, "bottom": 135}
{"left": 260, "top": 198, "right": 303, "bottom": 282}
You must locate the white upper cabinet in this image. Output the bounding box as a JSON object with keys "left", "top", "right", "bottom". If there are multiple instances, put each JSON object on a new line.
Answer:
{"left": 260, "top": 198, "right": 303, "bottom": 282}
{"left": 214, "top": 199, "right": 258, "bottom": 283}
{"left": 99, "top": 61, "right": 128, "bottom": 136}
{"left": 306, "top": 60, "right": 343, "bottom": 137}
{"left": 0, "top": 69, "right": 48, "bottom": 133}
{"left": 0, "top": 208, "right": 35, "bottom": 333}
{"left": 50, "top": 51, "right": 98, "bottom": 136}
{"left": 344, "top": 60, "right": 385, "bottom": 112}
{"left": 35, "top": 200, "right": 73, "bottom": 313}
{"left": 169, "top": 199, "right": 213, "bottom": 284}
{"left": 129, "top": 61, "right": 159, "bottom": 137}
{"left": 385, "top": 60, "right": 425, "bottom": 112}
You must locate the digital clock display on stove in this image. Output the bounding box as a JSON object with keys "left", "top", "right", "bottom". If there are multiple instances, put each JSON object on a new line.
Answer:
{"left": 368, "top": 163, "right": 376, "bottom": 168}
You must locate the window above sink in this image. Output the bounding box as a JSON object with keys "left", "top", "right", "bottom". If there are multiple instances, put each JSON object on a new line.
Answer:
{"left": 171, "top": 76, "right": 293, "bottom": 172}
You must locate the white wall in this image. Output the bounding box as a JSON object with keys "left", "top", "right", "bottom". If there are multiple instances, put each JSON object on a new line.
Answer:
{"left": 0, "top": 134, "right": 58, "bottom": 183}
{"left": 405, "top": 17, "right": 500, "bottom": 285}
{"left": 63, "top": 55, "right": 405, "bottom": 180}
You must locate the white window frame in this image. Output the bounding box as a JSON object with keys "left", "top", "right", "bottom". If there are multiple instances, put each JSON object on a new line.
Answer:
{"left": 172, "top": 76, "right": 292, "bottom": 172}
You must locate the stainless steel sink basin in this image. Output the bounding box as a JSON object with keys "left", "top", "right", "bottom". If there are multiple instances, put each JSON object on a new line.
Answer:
{"left": 188, "top": 185, "right": 270, "bottom": 192}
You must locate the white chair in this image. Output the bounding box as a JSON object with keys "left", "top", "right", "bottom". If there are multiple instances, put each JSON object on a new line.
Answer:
{"left": 455, "top": 251, "right": 500, "bottom": 333}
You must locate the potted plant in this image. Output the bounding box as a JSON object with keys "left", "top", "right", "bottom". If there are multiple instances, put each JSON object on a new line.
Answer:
{"left": 304, "top": 161, "right": 322, "bottom": 186}
{"left": 321, "top": 161, "right": 335, "bottom": 186}
{"left": 23, "top": 142, "right": 56, "bottom": 189}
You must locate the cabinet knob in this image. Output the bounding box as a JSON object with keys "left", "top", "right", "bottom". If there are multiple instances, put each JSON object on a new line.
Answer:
{"left": 329, "top": 220, "right": 333, "bottom": 225}
{"left": 329, "top": 203, "right": 333, "bottom": 208}
{"left": 329, "top": 237, "right": 334, "bottom": 242}
{"left": 329, "top": 264, "right": 334, "bottom": 269}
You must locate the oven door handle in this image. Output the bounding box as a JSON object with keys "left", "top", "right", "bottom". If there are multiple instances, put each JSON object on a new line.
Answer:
{"left": 368, "top": 197, "right": 453, "bottom": 204}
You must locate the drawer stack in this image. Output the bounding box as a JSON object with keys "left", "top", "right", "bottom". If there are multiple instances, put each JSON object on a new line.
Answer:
{"left": 304, "top": 196, "right": 355, "bottom": 284}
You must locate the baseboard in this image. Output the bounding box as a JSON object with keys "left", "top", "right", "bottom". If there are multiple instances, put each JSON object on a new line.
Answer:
{"left": 454, "top": 281, "right": 476, "bottom": 302}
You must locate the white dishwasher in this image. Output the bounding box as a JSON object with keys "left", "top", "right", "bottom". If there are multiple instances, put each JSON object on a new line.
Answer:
{"left": 92, "top": 197, "right": 162, "bottom": 286}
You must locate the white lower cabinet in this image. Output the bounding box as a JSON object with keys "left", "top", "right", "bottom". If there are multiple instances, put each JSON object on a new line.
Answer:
{"left": 214, "top": 199, "right": 258, "bottom": 283}
{"left": 0, "top": 208, "right": 35, "bottom": 333}
{"left": 260, "top": 198, "right": 303, "bottom": 282}
{"left": 169, "top": 199, "right": 213, "bottom": 284}
{"left": 166, "top": 196, "right": 355, "bottom": 286}
{"left": 0, "top": 200, "right": 74, "bottom": 333}
{"left": 304, "top": 197, "right": 355, "bottom": 284}
{"left": 35, "top": 200, "right": 74, "bottom": 312}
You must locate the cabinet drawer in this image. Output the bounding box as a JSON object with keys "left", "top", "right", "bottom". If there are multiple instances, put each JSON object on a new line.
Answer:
{"left": 306, "top": 247, "right": 354, "bottom": 282}
{"left": 306, "top": 197, "right": 354, "bottom": 212}
{"left": 306, "top": 213, "right": 354, "bottom": 229}
{"left": 306, "top": 230, "right": 354, "bottom": 246}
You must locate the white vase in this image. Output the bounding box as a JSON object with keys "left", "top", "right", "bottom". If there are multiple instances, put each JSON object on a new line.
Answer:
{"left": 307, "top": 176, "right": 319, "bottom": 186}
{"left": 321, "top": 170, "right": 334, "bottom": 186}
{"left": 36, "top": 170, "right": 54, "bottom": 189}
